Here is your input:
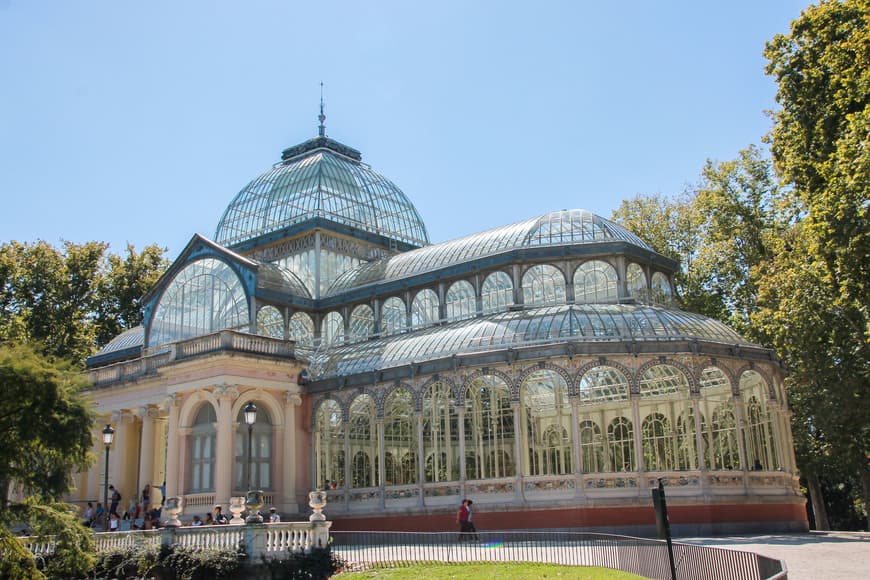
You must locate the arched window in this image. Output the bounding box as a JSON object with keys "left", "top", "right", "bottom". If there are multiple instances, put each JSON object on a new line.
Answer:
{"left": 349, "top": 305, "right": 374, "bottom": 342}
{"left": 578, "top": 366, "right": 630, "bottom": 404}
{"left": 522, "top": 369, "right": 572, "bottom": 475}
{"left": 150, "top": 258, "right": 249, "bottom": 347}
{"left": 349, "top": 395, "right": 377, "bottom": 488}
{"left": 257, "top": 305, "right": 284, "bottom": 338}
{"left": 445, "top": 280, "right": 476, "bottom": 322}
{"left": 481, "top": 271, "right": 514, "bottom": 314}
{"left": 578, "top": 420, "right": 606, "bottom": 473}
{"left": 321, "top": 311, "right": 344, "bottom": 345}
{"left": 573, "top": 260, "right": 618, "bottom": 304}
{"left": 642, "top": 413, "right": 674, "bottom": 471}
{"left": 190, "top": 404, "right": 217, "bottom": 493}
{"left": 521, "top": 264, "right": 566, "bottom": 306}
{"left": 676, "top": 409, "right": 703, "bottom": 470}
{"left": 422, "top": 382, "right": 459, "bottom": 482}
{"left": 741, "top": 370, "right": 777, "bottom": 470}
{"left": 464, "top": 375, "right": 515, "bottom": 480}
{"left": 288, "top": 311, "right": 315, "bottom": 346}
{"left": 411, "top": 289, "right": 439, "bottom": 328}
{"left": 639, "top": 365, "right": 689, "bottom": 398}
{"left": 314, "top": 400, "right": 345, "bottom": 488}
{"left": 381, "top": 297, "right": 406, "bottom": 336}
{"left": 384, "top": 389, "right": 416, "bottom": 485}
{"left": 608, "top": 417, "right": 635, "bottom": 471}
{"left": 234, "top": 404, "right": 273, "bottom": 490}
{"left": 651, "top": 272, "right": 673, "bottom": 305}
{"left": 710, "top": 403, "right": 739, "bottom": 470}
{"left": 626, "top": 263, "right": 648, "bottom": 302}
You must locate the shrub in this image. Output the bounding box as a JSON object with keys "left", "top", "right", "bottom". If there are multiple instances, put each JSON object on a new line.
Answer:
{"left": 263, "top": 547, "right": 345, "bottom": 580}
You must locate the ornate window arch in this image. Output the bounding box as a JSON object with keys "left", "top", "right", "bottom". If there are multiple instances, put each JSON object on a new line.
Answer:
{"left": 288, "top": 311, "right": 315, "bottom": 346}
{"left": 349, "top": 305, "right": 375, "bottom": 342}
{"left": 422, "top": 381, "right": 459, "bottom": 482}
{"left": 578, "top": 366, "right": 630, "bottom": 404}
{"left": 384, "top": 389, "right": 416, "bottom": 485}
{"left": 445, "top": 280, "right": 476, "bottom": 322}
{"left": 257, "top": 305, "right": 283, "bottom": 338}
{"left": 741, "top": 370, "right": 777, "bottom": 470}
{"left": 521, "top": 369, "right": 572, "bottom": 475}
{"left": 150, "top": 258, "right": 249, "bottom": 347}
{"left": 314, "top": 400, "right": 345, "bottom": 488}
{"left": 642, "top": 412, "right": 674, "bottom": 471}
{"left": 651, "top": 272, "right": 673, "bottom": 305}
{"left": 710, "top": 402, "right": 740, "bottom": 470}
{"left": 626, "top": 263, "right": 648, "bottom": 302}
{"left": 608, "top": 417, "right": 635, "bottom": 472}
{"left": 573, "top": 260, "right": 618, "bottom": 304}
{"left": 321, "top": 311, "right": 345, "bottom": 345}
{"left": 521, "top": 264, "right": 566, "bottom": 307}
{"left": 349, "top": 395, "right": 377, "bottom": 488}
{"left": 411, "top": 289, "right": 439, "bottom": 329}
{"left": 481, "top": 271, "right": 514, "bottom": 314}
{"left": 234, "top": 403, "right": 273, "bottom": 490}
{"left": 190, "top": 403, "right": 217, "bottom": 493}
{"left": 381, "top": 297, "right": 406, "bottom": 336}
{"left": 677, "top": 408, "right": 704, "bottom": 470}
{"left": 464, "top": 375, "right": 515, "bottom": 480}
{"left": 578, "top": 420, "right": 606, "bottom": 473}
{"left": 639, "top": 364, "right": 690, "bottom": 398}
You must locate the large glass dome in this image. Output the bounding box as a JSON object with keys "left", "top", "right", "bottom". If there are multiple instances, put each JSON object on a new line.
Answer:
{"left": 214, "top": 136, "right": 429, "bottom": 249}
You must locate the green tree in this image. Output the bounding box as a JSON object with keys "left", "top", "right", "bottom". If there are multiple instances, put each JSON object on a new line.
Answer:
{"left": 763, "top": 0, "right": 870, "bottom": 528}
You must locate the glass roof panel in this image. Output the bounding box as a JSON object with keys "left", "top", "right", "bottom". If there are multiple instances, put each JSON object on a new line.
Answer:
{"left": 305, "top": 304, "right": 752, "bottom": 380}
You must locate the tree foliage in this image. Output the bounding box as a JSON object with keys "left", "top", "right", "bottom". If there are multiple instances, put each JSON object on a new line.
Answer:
{"left": 0, "top": 241, "right": 167, "bottom": 365}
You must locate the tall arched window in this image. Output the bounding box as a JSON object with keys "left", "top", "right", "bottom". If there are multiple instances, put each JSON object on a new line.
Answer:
{"left": 741, "top": 370, "right": 777, "bottom": 469}
{"left": 578, "top": 366, "right": 630, "bottom": 404}
{"left": 522, "top": 369, "right": 572, "bottom": 475}
{"left": 626, "top": 263, "right": 648, "bottom": 302}
{"left": 608, "top": 417, "right": 635, "bottom": 471}
{"left": 411, "top": 289, "right": 439, "bottom": 328}
{"left": 288, "top": 311, "right": 315, "bottom": 346}
{"left": 349, "top": 305, "right": 374, "bottom": 342}
{"left": 190, "top": 404, "right": 217, "bottom": 493}
{"left": 234, "top": 404, "right": 273, "bottom": 490}
{"left": 642, "top": 413, "right": 674, "bottom": 471}
{"left": 321, "top": 311, "right": 344, "bottom": 345}
{"left": 381, "top": 297, "right": 406, "bottom": 336}
{"left": 481, "top": 271, "right": 514, "bottom": 314}
{"left": 464, "top": 375, "right": 515, "bottom": 480}
{"left": 150, "top": 258, "right": 249, "bottom": 347}
{"left": 422, "top": 382, "right": 459, "bottom": 482}
{"left": 349, "top": 395, "right": 377, "bottom": 488}
{"left": 578, "top": 420, "right": 606, "bottom": 473}
{"left": 257, "top": 305, "right": 284, "bottom": 338}
{"left": 445, "top": 280, "right": 476, "bottom": 322}
{"left": 573, "top": 260, "right": 618, "bottom": 304}
{"left": 384, "top": 389, "right": 416, "bottom": 485}
{"left": 676, "top": 409, "right": 702, "bottom": 470}
{"left": 710, "top": 403, "right": 740, "bottom": 470}
{"left": 651, "top": 272, "right": 673, "bottom": 305}
{"left": 521, "top": 265, "right": 566, "bottom": 306}
{"left": 314, "top": 400, "right": 345, "bottom": 488}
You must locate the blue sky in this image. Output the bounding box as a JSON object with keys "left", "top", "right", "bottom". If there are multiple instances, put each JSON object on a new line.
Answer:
{"left": 0, "top": 0, "right": 808, "bottom": 259}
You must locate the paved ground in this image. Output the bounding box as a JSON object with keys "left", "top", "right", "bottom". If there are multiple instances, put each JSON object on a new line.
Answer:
{"left": 681, "top": 532, "right": 870, "bottom": 580}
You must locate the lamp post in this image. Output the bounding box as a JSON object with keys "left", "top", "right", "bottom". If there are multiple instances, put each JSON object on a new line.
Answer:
{"left": 102, "top": 424, "right": 115, "bottom": 532}
{"left": 244, "top": 401, "right": 263, "bottom": 523}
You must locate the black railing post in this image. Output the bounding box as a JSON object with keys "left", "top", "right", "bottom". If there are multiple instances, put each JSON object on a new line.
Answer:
{"left": 652, "top": 478, "right": 678, "bottom": 580}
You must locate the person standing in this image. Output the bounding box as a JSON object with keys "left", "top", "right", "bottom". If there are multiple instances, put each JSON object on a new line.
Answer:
{"left": 268, "top": 507, "right": 281, "bottom": 523}
{"left": 456, "top": 499, "right": 478, "bottom": 541}
{"left": 108, "top": 485, "right": 122, "bottom": 517}
{"left": 213, "top": 505, "right": 229, "bottom": 525}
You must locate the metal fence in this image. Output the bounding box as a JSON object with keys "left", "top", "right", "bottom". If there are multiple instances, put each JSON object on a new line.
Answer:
{"left": 329, "top": 531, "right": 787, "bottom": 580}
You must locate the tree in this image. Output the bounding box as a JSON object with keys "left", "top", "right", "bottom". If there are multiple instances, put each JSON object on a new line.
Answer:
{"left": 764, "top": 0, "right": 870, "bottom": 528}
{"left": 0, "top": 241, "right": 167, "bottom": 365}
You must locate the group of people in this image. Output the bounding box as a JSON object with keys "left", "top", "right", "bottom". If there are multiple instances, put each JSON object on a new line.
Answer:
{"left": 189, "top": 505, "right": 281, "bottom": 526}
{"left": 83, "top": 482, "right": 165, "bottom": 531}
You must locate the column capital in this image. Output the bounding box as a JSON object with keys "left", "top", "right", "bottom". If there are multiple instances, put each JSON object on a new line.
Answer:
{"left": 111, "top": 410, "right": 136, "bottom": 424}
{"left": 285, "top": 392, "right": 303, "bottom": 407}
{"left": 135, "top": 405, "right": 161, "bottom": 420}
{"left": 160, "top": 394, "right": 179, "bottom": 411}
{"left": 214, "top": 383, "right": 240, "bottom": 401}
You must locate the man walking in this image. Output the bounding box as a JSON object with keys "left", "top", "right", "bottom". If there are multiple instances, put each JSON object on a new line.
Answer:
{"left": 108, "top": 485, "right": 122, "bottom": 517}
{"left": 456, "top": 499, "right": 478, "bottom": 541}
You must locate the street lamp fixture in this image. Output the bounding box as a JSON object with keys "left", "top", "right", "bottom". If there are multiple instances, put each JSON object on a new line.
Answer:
{"left": 102, "top": 424, "right": 115, "bottom": 532}
{"left": 243, "top": 401, "right": 263, "bottom": 523}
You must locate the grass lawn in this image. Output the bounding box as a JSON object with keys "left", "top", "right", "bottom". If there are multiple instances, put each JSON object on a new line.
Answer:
{"left": 335, "top": 562, "right": 647, "bottom": 579}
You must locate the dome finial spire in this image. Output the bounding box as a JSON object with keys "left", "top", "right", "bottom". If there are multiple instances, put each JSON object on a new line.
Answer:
{"left": 318, "top": 82, "right": 326, "bottom": 137}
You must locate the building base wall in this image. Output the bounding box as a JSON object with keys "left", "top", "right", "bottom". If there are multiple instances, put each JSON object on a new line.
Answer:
{"left": 330, "top": 501, "right": 809, "bottom": 537}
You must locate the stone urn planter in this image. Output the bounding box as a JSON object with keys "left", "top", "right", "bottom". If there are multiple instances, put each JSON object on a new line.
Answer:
{"left": 245, "top": 490, "right": 264, "bottom": 523}
{"left": 229, "top": 496, "right": 246, "bottom": 525}
{"left": 308, "top": 490, "right": 327, "bottom": 522}
{"left": 163, "top": 497, "right": 183, "bottom": 528}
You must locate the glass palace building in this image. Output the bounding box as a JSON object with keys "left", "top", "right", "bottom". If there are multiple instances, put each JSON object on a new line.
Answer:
{"left": 78, "top": 124, "right": 807, "bottom": 534}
